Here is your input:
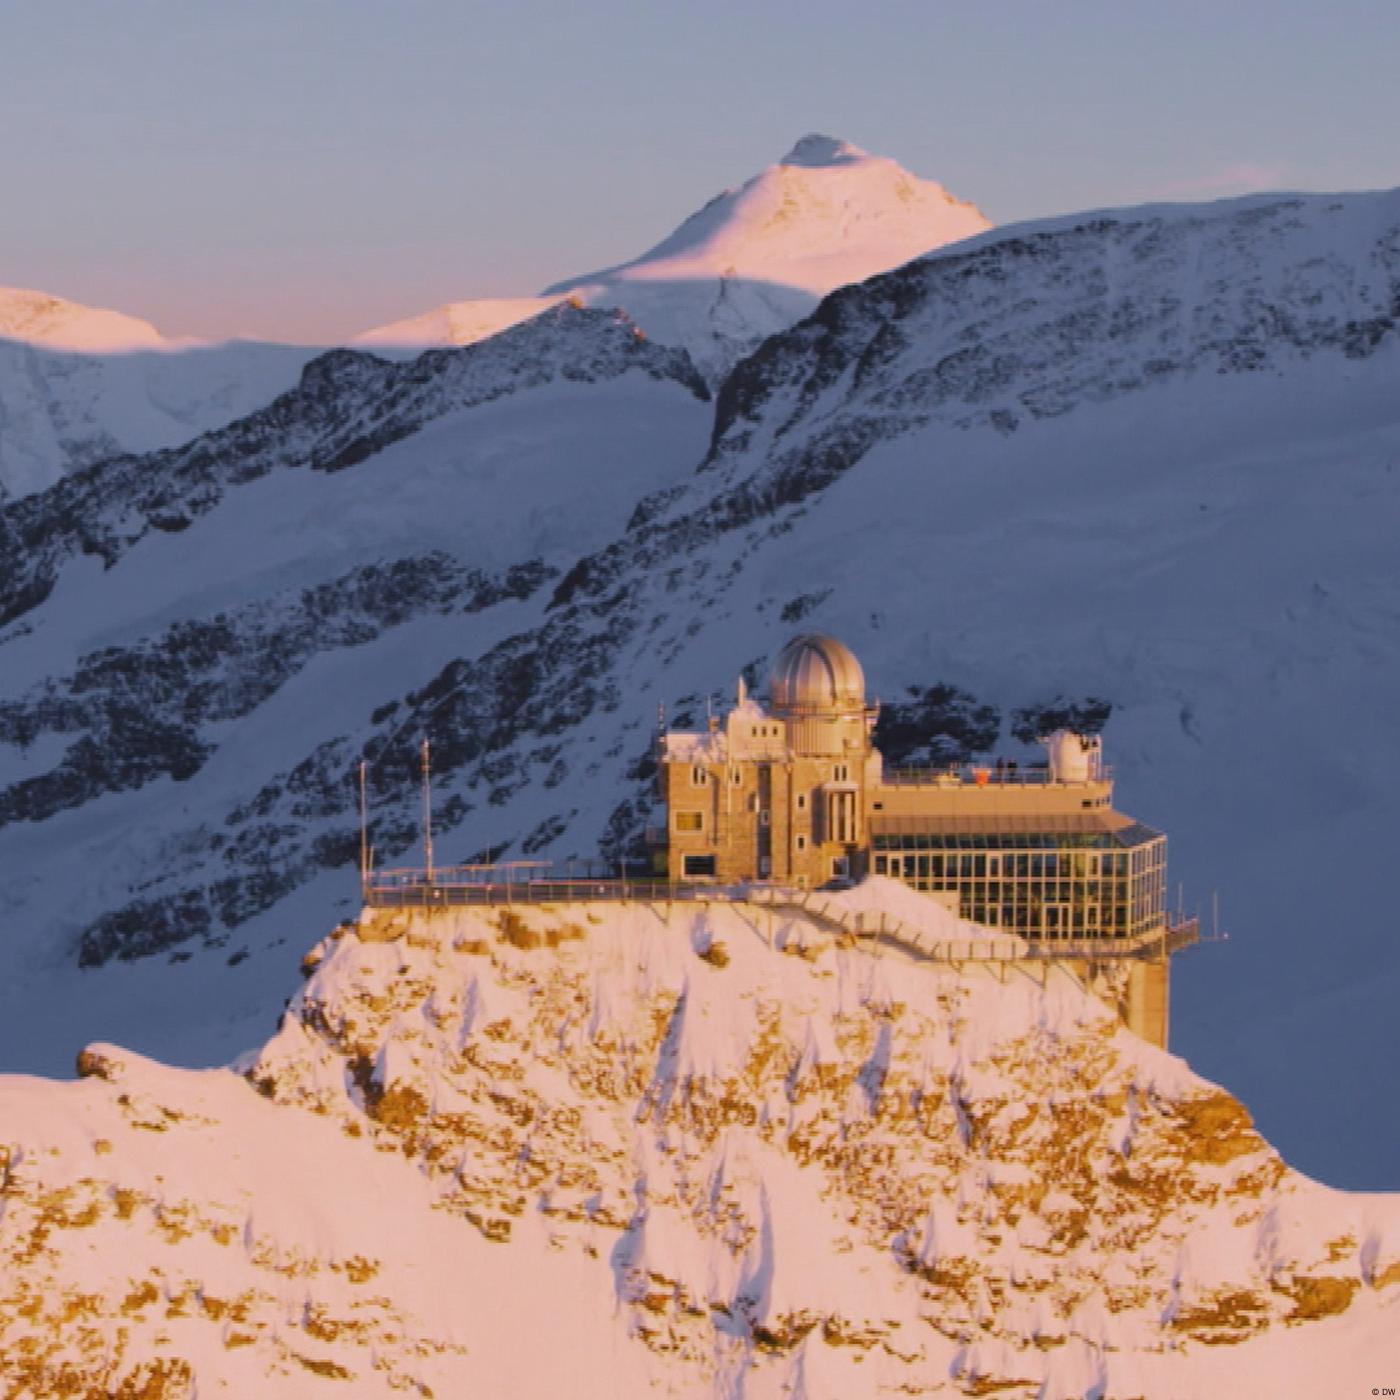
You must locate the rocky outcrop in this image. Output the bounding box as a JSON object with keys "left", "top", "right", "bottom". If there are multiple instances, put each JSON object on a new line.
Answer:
{"left": 0, "top": 554, "right": 554, "bottom": 833}
{"left": 3, "top": 897, "right": 1395, "bottom": 1396}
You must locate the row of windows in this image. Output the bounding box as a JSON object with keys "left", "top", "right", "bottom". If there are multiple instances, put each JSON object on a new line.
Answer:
{"left": 688, "top": 765, "right": 845, "bottom": 794}
{"left": 873, "top": 840, "right": 1168, "bottom": 941}
{"left": 875, "top": 850, "right": 1135, "bottom": 879}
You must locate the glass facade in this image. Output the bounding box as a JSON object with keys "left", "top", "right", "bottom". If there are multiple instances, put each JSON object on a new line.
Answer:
{"left": 870, "top": 824, "right": 1167, "bottom": 941}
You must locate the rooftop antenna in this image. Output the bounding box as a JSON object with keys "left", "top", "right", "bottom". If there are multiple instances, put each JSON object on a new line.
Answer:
{"left": 420, "top": 736, "right": 435, "bottom": 884}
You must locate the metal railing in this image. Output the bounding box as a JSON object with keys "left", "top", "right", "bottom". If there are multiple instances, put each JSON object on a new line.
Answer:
{"left": 883, "top": 763, "right": 1112, "bottom": 788}
{"left": 360, "top": 865, "right": 1198, "bottom": 963}
{"left": 364, "top": 869, "right": 702, "bottom": 908}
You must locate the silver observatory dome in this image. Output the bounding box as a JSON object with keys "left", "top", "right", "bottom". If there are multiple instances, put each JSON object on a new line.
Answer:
{"left": 768, "top": 634, "right": 866, "bottom": 715}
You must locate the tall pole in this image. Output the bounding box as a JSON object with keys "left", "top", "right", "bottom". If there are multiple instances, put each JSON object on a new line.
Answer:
{"left": 358, "top": 760, "right": 369, "bottom": 891}
{"left": 420, "top": 737, "right": 435, "bottom": 884}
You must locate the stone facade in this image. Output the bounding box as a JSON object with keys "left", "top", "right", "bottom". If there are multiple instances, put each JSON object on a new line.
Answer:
{"left": 660, "top": 635, "right": 883, "bottom": 888}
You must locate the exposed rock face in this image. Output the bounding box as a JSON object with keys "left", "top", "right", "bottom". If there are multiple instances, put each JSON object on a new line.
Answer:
{"left": 693, "top": 194, "right": 1400, "bottom": 523}
{"left": 0, "top": 554, "right": 554, "bottom": 833}
{"left": 0, "top": 304, "right": 706, "bottom": 632}
{"left": 1, "top": 896, "right": 1396, "bottom": 1397}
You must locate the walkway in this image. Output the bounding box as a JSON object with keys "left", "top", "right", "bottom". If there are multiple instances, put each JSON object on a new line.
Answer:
{"left": 362, "top": 868, "right": 1197, "bottom": 965}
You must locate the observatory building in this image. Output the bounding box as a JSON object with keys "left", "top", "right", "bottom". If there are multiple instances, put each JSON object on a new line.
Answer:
{"left": 655, "top": 634, "right": 1186, "bottom": 1043}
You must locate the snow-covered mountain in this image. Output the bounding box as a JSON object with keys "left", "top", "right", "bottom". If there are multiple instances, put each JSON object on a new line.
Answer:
{"left": 2, "top": 187, "right": 1399, "bottom": 1196}
{"left": 0, "top": 137, "right": 983, "bottom": 499}
{"left": 0, "top": 287, "right": 315, "bottom": 499}
{"left": 358, "top": 135, "right": 991, "bottom": 382}
{"left": 2, "top": 890, "right": 1396, "bottom": 1396}
{"left": 0, "top": 285, "right": 168, "bottom": 352}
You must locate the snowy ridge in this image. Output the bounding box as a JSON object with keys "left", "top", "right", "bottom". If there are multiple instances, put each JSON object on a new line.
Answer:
{"left": 542, "top": 133, "right": 989, "bottom": 383}
{"left": 0, "top": 286, "right": 167, "bottom": 352}
{"left": 1, "top": 891, "right": 1396, "bottom": 1396}
{"left": 358, "top": 134, "right": 990, "bottom": 384}
{"left": 351, "top": 295, "right": 564, "bottom": 354}
{"left": 0, "top": 303, "right": 705, "bottom": 631}
{"left": 691, "top": 189, "right": 1400, "bottom": 517}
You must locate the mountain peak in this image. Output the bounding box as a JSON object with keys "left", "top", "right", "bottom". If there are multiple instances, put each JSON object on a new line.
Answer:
{"left": 536, "top": 139, "right": 991, "bottom": 382}
{"left": 779, "top": 133, "right": 868, "bottom": 168}
{"left": 0, "top": 284, "right": 167, "bottom": 353}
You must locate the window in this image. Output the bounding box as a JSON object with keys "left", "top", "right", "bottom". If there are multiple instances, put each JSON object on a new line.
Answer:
{"left": 683, "top": 854, "right": 716, "bottom": 878}
{"left": 690, "top": 765, "right": 707, "bottom": 786}
{"left": 833, "top": 764, "right": 849, "bottom": 782}
{"left": 796, "top": 835, "right": 808, "bottom": 852}
{"left": 675, "top": 811, "right": 703, "bottom": 833}
{"left": 796, "top": 793, "right": 807, "bottom": 811}
{"left": 732, "top": 769, "right": 743, "bottom": 785}
{"left": 829, "top": 788, "right": 857, "bottom": 843}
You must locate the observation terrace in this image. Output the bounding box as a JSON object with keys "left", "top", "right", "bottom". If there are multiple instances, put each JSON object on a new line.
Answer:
{"left": 359, "top": 860, "right": 1198, "bottom": 965}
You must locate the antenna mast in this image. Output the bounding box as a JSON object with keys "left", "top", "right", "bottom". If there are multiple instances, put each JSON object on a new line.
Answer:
{"left": 420, "top": 737, "right": 435, "bottom": 883}
{"left": 358, "top": 760, "right": 369, "bottom": 891}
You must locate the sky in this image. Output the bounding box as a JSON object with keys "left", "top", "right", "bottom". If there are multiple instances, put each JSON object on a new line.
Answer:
{"left": 2, "top": 0, "right": 1398, "bottom": 343}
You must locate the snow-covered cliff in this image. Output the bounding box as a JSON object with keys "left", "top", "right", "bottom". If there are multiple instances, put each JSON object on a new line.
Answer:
{"left": 1, "top": 888, "right": 1395, "bottom": 1397}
